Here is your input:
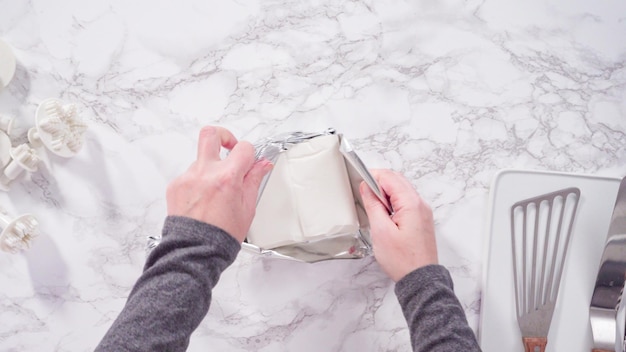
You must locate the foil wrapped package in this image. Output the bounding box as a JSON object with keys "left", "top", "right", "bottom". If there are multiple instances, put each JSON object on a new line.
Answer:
{"left": 146, "top": 128, "right": 391, "bottom": 263}
{"left": 242, "top": 128, "right": 391, "bottom": 262}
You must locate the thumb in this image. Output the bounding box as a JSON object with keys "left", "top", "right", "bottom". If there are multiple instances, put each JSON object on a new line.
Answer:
{"left": 359, "top": 181, "right": 394, "bottom": 229}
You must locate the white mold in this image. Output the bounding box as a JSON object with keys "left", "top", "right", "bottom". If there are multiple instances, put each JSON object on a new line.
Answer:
{"left": 0, "top": 114, "right": 14, "bottom": 135}
{"left": 29, "top": 98, "right": 88, "bottom": 157}
{"left": 0, "top": 39, "right": 16, "bottom": 89}
{"left": 0, "top": 211, "right": 39, "bottom": 253}
{"left": 0, "top": 143, "right": 40, "bottom": 191}
{"left": 0, "top": 130, "right": 10, "bottom": 171}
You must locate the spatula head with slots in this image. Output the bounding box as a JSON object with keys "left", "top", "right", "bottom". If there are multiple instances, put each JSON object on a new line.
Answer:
{"left": 510, "top": 187, "right": 580, "bottom": 352}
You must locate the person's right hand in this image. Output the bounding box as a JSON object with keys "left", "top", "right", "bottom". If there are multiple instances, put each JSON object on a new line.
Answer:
{"left": 359, "top": 169, "right": 438, "bottom": 282}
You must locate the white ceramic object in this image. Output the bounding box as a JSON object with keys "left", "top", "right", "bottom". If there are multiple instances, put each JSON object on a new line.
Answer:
{"left": 28, "top": 98, "right": 88, "bottom": 157}
{"left": 0, "top": 143, "right": 40, "bottom": 191}
{"left": 0, "top": 39, "right": 16, "bottom": 88}
{"left": 0, "top": 130, "right": 10, "bottom": 171}
{"left": 479, "top": 169, "right": 622, "bottom": 352}
{"left": 0, "top": 211, "right": 39, "bottom": 253}
{"left": 0, "top": 114, "right": 14, "bottom": 135}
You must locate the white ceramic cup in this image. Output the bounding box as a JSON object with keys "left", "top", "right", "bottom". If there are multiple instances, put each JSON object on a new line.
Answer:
{"left": 0, "top": 39, "right": 17, "bottom": 88}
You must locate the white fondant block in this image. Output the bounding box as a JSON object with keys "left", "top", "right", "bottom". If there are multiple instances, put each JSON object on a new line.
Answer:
{"left": 247, "top": 134, "right": 360, "bottom": 249}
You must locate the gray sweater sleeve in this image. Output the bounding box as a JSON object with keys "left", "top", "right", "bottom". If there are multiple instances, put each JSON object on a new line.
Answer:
{"left": 95, "top": 215, "right": 241, "bottom": 352}
{"left": 395, "top": 264, "right": 482, "bottom": 352}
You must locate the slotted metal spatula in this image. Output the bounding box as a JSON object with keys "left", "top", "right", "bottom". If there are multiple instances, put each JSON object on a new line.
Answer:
{"left": 510, "top": 187, "right": 580, "bottom": 352}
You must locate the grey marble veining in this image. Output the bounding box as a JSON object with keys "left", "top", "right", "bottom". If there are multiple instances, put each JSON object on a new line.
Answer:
{"left": 0, "top": 0, "right": 625, "bottom": 351}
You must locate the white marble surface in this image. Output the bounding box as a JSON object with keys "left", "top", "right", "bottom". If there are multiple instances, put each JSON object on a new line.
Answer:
{"left": 0, "top": 0, "right": 625, "bottom": 351}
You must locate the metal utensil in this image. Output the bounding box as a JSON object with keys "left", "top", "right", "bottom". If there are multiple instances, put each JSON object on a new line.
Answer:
{"left": 339, "top": 136, "right": 392, "bottom": 214}
{"left": 511, "top": 187, "right": 581, "bottom": 352}
{"left": 590, "top": 176, "right": 626, "bottom": 352}
{"left": 616, "top": 285, "right": 626, "bottom": 352}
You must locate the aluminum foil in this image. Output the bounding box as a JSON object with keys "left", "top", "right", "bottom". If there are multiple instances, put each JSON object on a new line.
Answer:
{"left": 242, "top": 128, "right": 391, "bottom": 262}
{"left": 147, "top": 128, "right": 391, "bottom": 263}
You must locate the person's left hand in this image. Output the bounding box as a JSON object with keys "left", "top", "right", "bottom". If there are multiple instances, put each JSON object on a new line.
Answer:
{"left": 166, "top": 126, "right": 273, "bottom": 242}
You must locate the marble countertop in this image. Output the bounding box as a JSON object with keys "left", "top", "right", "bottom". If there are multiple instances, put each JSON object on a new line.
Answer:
{"left": 1, "top": 0, "right": 625, "bottom": 351}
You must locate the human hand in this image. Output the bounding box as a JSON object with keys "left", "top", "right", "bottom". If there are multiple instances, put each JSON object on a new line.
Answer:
{"left": 359, "top": 169, "right": 438, "bottom": 282}
{"left": 166, "top": 126, "right": 273, "bottom": 243}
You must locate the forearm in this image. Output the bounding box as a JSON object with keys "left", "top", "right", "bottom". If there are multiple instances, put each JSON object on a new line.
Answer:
{"left": 95, "top": 216, "right": 241, "bottom": 352}
{"left": 395, "top": 265, "right": 481, "bottom": 352}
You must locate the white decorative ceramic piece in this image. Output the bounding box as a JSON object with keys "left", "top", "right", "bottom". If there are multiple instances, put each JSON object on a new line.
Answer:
{"left": 0, "top": 114, "right": 14, "bottom": 135}
{"left": 0, "top": 130, "right": 10, "bottom": 171}
{"left": 0, "top": 143, "right": 40, "bottom": 191}
{"left": 0, "top": 39, "right": 16, "bottom": 88}
{"left": 0, "top": 211, "right": 39, "bottom": 253}
{"left": 28, "top": 98, "right": 88, "bottom": 157}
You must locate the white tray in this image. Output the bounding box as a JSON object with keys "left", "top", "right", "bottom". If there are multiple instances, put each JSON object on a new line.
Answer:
{"left": 479, "top": 169, "right": 622, "bottom": 351}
